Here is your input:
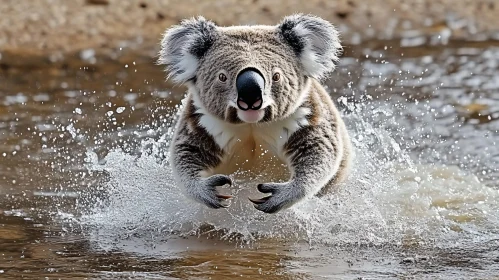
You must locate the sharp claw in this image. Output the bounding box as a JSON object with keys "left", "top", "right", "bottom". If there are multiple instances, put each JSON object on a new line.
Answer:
{"left": 257, "top": 184, "right": 276, "bottom": 194}
{"left": 248, "top": 196, "right": 271, "bottom": 204}
{"left": 207, "top": 175, "right": 232, "bottom": 186}
{"left": 216, "top": 194, "right": 233, "bottom": 199}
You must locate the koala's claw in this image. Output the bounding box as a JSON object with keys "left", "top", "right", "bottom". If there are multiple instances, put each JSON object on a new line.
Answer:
{"left": 250, "top": 183, "right": 302, "bottom": 214}
{"left": 216, "top": 194, "right": 233, "bottom": 199}
{"left": 248, "top": 196, "right": 271, "bottom": 204}
{"left": 257, "top": 183, "right": 275, "bottom": 193}
{"left": 192, "top": 174, "right": 233, "bottom": 209}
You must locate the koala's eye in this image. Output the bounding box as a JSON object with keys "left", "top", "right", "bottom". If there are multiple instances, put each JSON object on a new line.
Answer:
{"left": 218, "top": 73, "right": 227, "bottom": 82}
{"left": 272, "top": 73, "right": 281, "bottom": 82}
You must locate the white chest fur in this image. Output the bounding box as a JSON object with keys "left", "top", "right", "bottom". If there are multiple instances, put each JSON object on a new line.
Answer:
{"left": 197, "top": 107, "right": 311, "bottom": 160}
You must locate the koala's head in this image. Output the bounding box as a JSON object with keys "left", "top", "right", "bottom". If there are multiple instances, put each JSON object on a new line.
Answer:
{"left": 158, "top": 14, "right": 341, "bottom": 124}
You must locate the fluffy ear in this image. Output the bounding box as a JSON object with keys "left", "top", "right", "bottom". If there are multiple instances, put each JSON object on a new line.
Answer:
{"left": 278, "top": 14, "right": 342, "bottom": 80}
{"left": 158, "top": 17, "right": 217, "bottom": 83}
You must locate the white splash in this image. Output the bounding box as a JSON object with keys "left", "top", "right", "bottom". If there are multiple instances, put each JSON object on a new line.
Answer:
{"left": 79, "top": 104, "right": 499, "bottom": 252}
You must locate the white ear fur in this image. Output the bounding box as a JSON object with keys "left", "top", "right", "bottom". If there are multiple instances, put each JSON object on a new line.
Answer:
{"left": 171, "top": 52, "right": 199, "bottom": 83}
{"left": 158, "top": 17, "right": 216, "bottom": 83}
{"left": 279, "top": 14, "right": 342, "bottom": 80}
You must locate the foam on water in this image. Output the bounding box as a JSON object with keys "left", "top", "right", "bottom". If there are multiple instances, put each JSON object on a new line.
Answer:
{"left": 78, "top": 101, "right": 499, "bottom": 251}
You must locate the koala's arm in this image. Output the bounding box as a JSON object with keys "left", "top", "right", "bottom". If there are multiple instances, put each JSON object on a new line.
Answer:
{"left": 170, "top": 110, "right": 232, "bottom": 209}
{"left": 251, "top": 125, "right": 342, "bottom": 213}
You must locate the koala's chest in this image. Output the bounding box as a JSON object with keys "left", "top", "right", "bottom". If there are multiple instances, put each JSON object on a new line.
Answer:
{"left": 217, "top": 133, "right": 285, "bottom": 176}
{"left": 197, "top": 108, "right": 311, "bottom": 172}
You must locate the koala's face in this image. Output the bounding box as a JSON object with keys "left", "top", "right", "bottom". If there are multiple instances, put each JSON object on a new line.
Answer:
{"left": 159, "top": 15, "right": 341, "bottom": 124}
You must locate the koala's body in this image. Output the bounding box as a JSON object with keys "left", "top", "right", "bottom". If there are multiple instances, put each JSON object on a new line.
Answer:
{"left": 159, "top": 14, "right": 352, "bottom": 214}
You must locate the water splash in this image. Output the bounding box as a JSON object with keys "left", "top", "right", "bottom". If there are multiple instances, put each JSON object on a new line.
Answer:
{"left": 78, "top": 101, "right": 499, "bottom": 252}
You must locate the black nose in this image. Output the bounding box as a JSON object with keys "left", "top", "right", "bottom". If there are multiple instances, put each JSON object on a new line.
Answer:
{"left": 236, "top": 69, "right": 265, "bottom": 111}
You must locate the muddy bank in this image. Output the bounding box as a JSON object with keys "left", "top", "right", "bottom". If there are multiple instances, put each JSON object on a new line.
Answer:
{"left": 1, "top": 0, "right": 499, "bottom": 56}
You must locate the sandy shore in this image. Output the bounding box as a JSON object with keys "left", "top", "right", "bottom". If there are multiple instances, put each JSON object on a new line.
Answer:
{"left": 0, "top": 0, "right": 498, "bottom": 55}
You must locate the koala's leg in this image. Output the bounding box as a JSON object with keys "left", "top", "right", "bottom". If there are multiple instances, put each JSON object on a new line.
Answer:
{"left": 170, "top": 120, "right": 232, "bottom": 209}
{"left": 250, "top": 126, "right": 342, "bottom": 213}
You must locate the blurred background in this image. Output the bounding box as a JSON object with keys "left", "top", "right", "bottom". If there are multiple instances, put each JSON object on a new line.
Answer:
{"left": 1, "top": 0, "right": 499, "bottom": 54}
{"left": 1, "top": 1, "right": 499, "bottom": 279}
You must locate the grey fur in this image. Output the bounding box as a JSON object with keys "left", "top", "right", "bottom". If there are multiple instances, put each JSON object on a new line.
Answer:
{"left": 279, "top": 14, "right": 343, "bottom": 80}
{"left": 158, "top": 17, "right": 217, "bottom": 83}
{"left": 159, "top": 14, "right": 351, "bottom": 213}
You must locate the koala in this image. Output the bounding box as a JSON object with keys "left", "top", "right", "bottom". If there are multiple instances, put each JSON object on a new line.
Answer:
{"left": 158, "top": 14, "right": 352, "bottom": 214}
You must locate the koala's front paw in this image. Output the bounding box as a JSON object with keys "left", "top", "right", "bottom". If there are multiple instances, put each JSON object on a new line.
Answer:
{"left": 249, "top": 182, "right": 305, "bottom": 214}
{"left": 189, "top": 175, "right": 233, "bottom": 209}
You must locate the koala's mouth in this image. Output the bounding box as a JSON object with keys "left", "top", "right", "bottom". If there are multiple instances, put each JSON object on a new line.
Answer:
{"left": 236, "top": 108, "right": 266, "bottom": 123}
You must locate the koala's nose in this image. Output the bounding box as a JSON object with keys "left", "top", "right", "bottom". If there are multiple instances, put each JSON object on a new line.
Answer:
{"left": 236, "top": 69, "right": 265, "bottom": 111}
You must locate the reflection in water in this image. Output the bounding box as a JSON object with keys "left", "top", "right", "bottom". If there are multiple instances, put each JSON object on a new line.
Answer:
{"left": 0, "top": 44, "right": 498, "bottom": 279}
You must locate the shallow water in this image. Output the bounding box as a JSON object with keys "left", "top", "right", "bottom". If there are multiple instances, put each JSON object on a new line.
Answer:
{"left": 0, "top": 42, "right": 499, "bottom": 279}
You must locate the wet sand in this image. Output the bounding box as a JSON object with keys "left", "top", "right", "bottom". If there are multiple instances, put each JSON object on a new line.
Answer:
{"left": 1, "top": 0, "right": 499, "bottom": 56}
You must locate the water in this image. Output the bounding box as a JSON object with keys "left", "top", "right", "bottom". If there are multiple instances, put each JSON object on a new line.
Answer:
{"left": 0, "top": 43, "right": 498, "bottom": 279}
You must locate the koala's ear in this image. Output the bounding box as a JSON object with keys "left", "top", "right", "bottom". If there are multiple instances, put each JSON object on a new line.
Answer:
{"left": 278, "top": 14, "right": 342, "bottom": 80}
{"left": 158, "top": 17, "right": 217, "bottom": 83}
